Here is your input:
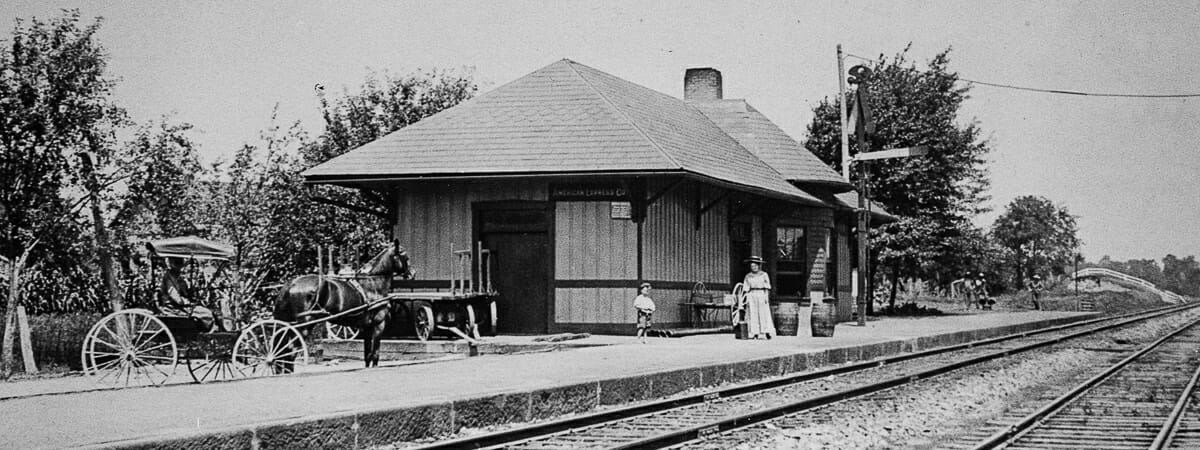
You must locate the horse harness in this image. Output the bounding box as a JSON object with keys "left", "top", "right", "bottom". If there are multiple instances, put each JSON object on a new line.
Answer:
{"left": 302, "top": 275, "right": 389, "bottom": 321}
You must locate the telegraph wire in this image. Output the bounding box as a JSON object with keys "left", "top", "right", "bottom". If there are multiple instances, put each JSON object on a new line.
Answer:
{"left": 844, "top": 52, "right": 1200, "bottom": 99}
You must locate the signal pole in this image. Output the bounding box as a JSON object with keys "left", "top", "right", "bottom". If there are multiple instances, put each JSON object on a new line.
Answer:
{"left": 838, "top": 45, "right": 850, "bottom": 181}
{"left": 848, "top": 65, "right": 872, "bottom": 326}
{"left": 845, "top": 62, "right": 927, "bottom": 326}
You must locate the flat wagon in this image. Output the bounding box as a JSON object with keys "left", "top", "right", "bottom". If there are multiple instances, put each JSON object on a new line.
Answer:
{"left": 322, "top": 242, "right": 499, "bottom": 342}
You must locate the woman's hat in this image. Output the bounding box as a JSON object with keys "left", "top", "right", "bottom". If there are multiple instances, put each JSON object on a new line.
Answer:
{"left": 745, "top": 256, "right": 764, "bottom": 264}
{"left": 639, "top": 282, "right": 652, "bottom": 289}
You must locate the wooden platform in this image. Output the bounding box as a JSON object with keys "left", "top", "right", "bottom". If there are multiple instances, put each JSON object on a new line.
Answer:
{"left": 318, "top": 337, "right": 608, "bottom": 361}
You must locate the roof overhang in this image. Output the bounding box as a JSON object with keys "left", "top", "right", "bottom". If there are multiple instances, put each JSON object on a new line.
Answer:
{"left": 304, "top": 169, "right": 826, "bottom": 207}
{"left": 791, "top": 179, "right": 855, "bottom": 194}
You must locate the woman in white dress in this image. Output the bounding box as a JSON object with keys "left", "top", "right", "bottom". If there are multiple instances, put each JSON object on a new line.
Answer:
{"left": 742, "top": 256, "right": 775, "bottom": 339}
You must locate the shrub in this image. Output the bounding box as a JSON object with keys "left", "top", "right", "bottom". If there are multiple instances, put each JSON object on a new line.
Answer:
{"left": 875, "top": 301, "right": 944, "bottom": 316}
{"left": 0, "top": 312, "right": 104, "bottom": 373}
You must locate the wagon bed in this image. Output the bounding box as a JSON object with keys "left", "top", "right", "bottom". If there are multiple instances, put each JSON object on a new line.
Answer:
{"left": 383, "top": 291, "right": 487, "bottom": 301}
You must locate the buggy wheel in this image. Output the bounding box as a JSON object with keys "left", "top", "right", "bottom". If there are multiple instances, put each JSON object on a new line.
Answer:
{"left": 185, "top": 352, "right": 246, "bottom": 383}
{"left": 326, "top": 322, "right": 359, "bottom": 340}
{"left": 414, "top": 304, "right": 434, "bottom": 341}
{"left": 233, "top": 320, "right": 308, "bottom": 376}
{"left": 81, "top": 309, "right": 178, "bottom": 387}
{"left": 465, "top": 304, "right": 480, "bottom": 340}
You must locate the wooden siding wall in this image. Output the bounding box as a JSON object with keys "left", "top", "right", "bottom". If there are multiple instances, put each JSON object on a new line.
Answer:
{"left": 643, "top": 182, "right": 729, "bottom": 285}
{"left": 557, "top": 287, "right": 636, "bottom": 324}
{"left": 554, "top": 201, "right": 638, "bottom": 324}
{"left": 835, "top": 219, "right": 853, "bottom": 321}
{"left": 555, "top": 181, "right": 730, "bottom": 326}
{"left": 554, "top": 202, "right": 638, "bottom": 280}
{"left": 641, "top": 183, "right": 730, "bottom": 325}
{"left": 392, "top": 181, "right": 547, "bottom": 280}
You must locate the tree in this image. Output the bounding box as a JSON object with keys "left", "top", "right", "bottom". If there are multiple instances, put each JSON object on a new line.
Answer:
{"left": 110, "top": 117, "right": 204, "bottom": 241}
{"left": 805, "top": 47, "right": 992, "bottom": 288}
{"left": 188, "top": 114, "right": 311, "bottom": 314}
{"left": 1162, "top": 254, "right": 1200, "bottom": 296}
{"left": 991, "top": 195, "right": 1080, "bottom": 288}
{"left": 301, "top": 69, "right": 478, "bottom": 228}
{"left": 0, "top": 11, "right": 125, "bottom": 377}
{"left": 1124, "top": 259, "right": 1164, "bottom": 287}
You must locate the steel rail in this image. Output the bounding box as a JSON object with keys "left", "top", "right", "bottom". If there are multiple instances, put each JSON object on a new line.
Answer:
{"left": 623, "top": 307, "right": 1200, "bottom": 450}
{"left": 1150, "top": 356, "right": 1200, "bottom": 449}
{"left": 413, "top": 303, "right": 1199, "bottom": 450}
{"left": 969, "top": 316, "right": 1200, "bottom": 450}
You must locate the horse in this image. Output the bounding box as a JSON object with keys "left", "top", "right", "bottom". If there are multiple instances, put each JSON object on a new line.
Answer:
{"left": 274, "top": 239, "right": 415, "bottom": 368}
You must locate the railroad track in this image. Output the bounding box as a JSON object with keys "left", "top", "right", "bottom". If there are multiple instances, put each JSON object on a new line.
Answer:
{"left": 963, "top": 316, "right": 1200, "bottom": 449}
{"left": 407, "top": 303, "right": 1200, "bottom": 450}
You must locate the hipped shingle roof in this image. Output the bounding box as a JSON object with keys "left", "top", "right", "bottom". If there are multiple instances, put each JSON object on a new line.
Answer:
{"left": 303, "top": 59, "right": 822, "bottom": 204}
{"left": 691, "top": 99, "right": 851, "bottom": 190}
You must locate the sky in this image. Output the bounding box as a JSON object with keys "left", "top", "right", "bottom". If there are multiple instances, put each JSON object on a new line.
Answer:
{"left": 4, "top": 0, "right": 1199, "bottom": 262}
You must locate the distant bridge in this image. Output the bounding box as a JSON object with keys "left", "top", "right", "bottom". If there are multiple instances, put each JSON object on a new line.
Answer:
{"left": 1071, "top": 267, "right": 1188, "bottom": 304}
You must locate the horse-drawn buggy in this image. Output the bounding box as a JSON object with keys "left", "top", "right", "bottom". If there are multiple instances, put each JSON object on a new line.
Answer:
{"left": 81, "top": 236, "right": 309, "bottom": 386}
{"left": 81, "top": 237, "right": 498, "bottom": 386}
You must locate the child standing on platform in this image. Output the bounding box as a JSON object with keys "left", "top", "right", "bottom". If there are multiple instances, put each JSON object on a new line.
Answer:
{"left": 634, "top": 282, "right": 656, "bottom": 344}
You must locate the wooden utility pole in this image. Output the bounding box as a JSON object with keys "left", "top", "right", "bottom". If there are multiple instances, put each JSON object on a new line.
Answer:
{"left": 838, "top": 45, "right": 851, "bottom": 181}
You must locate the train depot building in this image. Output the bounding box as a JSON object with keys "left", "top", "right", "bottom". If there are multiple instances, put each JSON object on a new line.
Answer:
{"left": 304, "top": 60, "right": 892, "bottom": 335}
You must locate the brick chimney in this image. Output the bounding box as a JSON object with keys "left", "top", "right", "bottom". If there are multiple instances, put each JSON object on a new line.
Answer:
{"left": 684, "top": 68, "right": 722, "bottom": 100}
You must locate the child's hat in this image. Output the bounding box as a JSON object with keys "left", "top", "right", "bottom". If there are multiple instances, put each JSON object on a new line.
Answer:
{"left": 639, "top": 282, "right": 652, "bottom": 289}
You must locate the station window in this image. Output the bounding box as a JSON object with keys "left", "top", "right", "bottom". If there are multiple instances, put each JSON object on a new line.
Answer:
{"left": 775, "top": 226, "right": 806, "bottom": 297}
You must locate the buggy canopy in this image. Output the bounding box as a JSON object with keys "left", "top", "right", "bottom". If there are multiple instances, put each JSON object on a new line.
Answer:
{"left": 146, "top": 236, "right": 235, "bottom": 261}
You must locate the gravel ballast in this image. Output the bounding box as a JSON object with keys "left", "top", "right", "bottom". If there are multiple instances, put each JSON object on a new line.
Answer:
{"left": 691, "top": 308, "right": 1200, "bottom": 449}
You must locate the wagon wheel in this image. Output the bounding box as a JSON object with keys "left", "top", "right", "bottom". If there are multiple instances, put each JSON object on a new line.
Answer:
{"left": 81, "top": 309, "right": 178, "bottom": 387}
{"left": 464, "top": 304, "right": 481, "bottom": 340}
{"left": 414, "top": 304, "right": 434, "bottom": 341}
{"left": 326, "top": 322, "right": 359, "bottom": 340}
{"left": 730, "top": 283, "right": 746, "bottom": 327}
{"left": 233, "top": 320, "right": 308, "bottom": 376}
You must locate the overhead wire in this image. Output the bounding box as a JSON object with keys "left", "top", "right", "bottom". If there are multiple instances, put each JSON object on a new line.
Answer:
{"left": 844, "top": 52, "right": 1200, "bottom": 99}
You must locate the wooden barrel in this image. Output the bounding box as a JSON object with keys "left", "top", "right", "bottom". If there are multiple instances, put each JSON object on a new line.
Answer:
{"left": 810, "top": 297, "right": 837, "bottom": 337}
{"left": 770, "top": 300, "right": 800, "bottom": 336}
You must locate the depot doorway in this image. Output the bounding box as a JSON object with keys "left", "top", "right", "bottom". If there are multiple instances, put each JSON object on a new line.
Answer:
{"left": 475, "top": 202, "right": 552, "bottom": 334}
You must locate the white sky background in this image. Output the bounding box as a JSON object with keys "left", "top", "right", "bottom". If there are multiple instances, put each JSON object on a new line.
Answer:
{"left": 4, "top": 0, "right": 1199, "bottom": 262}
